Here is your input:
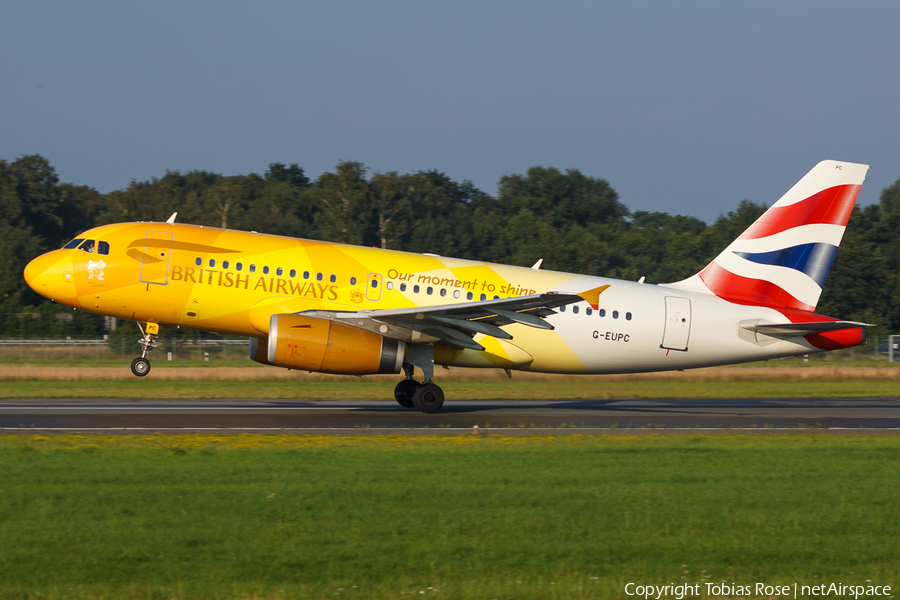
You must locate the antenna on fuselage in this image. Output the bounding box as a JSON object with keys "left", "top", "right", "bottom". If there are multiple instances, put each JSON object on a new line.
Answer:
{"left": 531, "top": 259, "right": 543, "bottom": 270}
{"left": 166, "top": 212, "right": 177, "bottom": 224}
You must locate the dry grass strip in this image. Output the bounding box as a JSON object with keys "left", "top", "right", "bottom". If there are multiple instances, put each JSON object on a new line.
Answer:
{"left": 1, "top": 364, "right": 898, "bottom": 382}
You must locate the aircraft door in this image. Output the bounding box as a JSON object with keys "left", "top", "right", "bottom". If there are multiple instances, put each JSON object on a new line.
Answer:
{"left": 366, "top": 273, "right": 383, "bottom": 301}
{"left": 661, "top": 296, "right": 692, "bottom": 351}
{"left": 139, "top": 231, "right": 174, "bottom": 286}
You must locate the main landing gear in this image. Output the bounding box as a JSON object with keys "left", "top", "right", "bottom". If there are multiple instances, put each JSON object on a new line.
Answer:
{"left": 130, "top": 322, "right": 159, "bottom": 377}
{"left": 393, "top": 346, "right": 445, "bottom": 413}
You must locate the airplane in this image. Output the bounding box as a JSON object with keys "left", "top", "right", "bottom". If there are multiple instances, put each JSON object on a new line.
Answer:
{"left": 23, "top": 160, "right": 872, "bottom": 413}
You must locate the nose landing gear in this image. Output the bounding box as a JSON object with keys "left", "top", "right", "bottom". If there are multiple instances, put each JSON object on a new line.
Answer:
{"left": 131, "top": 322, "right": 159, "bottom": 377}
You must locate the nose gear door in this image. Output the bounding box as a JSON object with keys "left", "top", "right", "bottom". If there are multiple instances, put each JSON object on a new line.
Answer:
{"left": 661, "top": 296, "right": 692, "bottom": 351}
{"left": 139, "top": 231, "right": 174, "bottom": 286}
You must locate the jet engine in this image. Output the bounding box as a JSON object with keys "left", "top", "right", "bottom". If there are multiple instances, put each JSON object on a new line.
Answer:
{"left": 263, "top": 314, "right": 405, "bottom": 375}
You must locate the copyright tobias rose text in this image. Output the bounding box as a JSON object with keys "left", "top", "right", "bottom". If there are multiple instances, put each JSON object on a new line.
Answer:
{"left": 625, "top": 583, "right": 892, "bottom": 600}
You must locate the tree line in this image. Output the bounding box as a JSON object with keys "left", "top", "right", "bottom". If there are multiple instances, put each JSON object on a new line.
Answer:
{"left": 1, "top": 154, "right": 898, "bottom": 338}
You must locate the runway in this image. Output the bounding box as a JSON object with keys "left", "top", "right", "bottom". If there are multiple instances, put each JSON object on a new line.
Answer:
{"left": 3, "top": 397, "right": 900, "bottom": 433}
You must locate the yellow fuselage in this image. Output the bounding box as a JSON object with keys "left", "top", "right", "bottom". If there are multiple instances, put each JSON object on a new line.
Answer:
{"left": 24, "top": 222, "right": 602, "bottom": 373}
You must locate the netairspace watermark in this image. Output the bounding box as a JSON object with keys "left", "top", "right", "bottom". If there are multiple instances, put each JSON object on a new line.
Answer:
{"left": 625, "top": 583, "right": 893, "bottom": 600}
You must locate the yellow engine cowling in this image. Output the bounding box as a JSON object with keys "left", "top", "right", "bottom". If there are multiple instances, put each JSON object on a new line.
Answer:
{"left": 267, "top": 314, "right": 406, "bottom": 375}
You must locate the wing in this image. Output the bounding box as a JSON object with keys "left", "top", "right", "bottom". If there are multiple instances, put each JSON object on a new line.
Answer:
{"left": 296, "top": 284, "right": 610, "bottom": 351}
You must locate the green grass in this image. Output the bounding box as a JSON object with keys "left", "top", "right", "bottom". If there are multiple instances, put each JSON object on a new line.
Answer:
{"left": 1, "top": 434, "right": 898, "bottom": 599}
{"left": 0, "top": 377, "right": 898, "bottom": 400}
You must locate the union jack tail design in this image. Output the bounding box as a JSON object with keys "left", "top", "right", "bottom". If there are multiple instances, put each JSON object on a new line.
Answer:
{"left": 674, "top": 160, "right": 869, "bottom": 312}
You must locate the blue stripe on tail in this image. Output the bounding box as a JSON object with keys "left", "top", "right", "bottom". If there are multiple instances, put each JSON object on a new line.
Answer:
{"left": 733, "top": 242, "right": 838, "bottom": 288}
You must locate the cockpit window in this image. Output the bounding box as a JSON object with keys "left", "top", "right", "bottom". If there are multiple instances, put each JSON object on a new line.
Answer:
{"left": 64, "top": 238, "right": 84, "bottom": 250}
{"left": 77, "top": 239, "right": 96, "bottom": 253}
{"left": 98, "top": 241, "right": 110, "bottom": 255}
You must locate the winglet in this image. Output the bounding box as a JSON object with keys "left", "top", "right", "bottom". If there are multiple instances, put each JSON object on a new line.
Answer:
{"left": 166, "top": 212, "right": 178, "bottom": 224}
{"left": 577, "top": 284, "right": 610, "bottom": 309}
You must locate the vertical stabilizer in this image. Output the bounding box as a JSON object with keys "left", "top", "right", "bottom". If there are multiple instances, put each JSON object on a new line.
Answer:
{"left": 670, "top": 160, "right": 869, "bottom": 311}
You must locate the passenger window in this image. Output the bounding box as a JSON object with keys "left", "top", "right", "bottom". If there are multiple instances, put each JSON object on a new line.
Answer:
{"left": 317, "top": 273, "right": 323, "bottom": 281}
{"left": 440, "top": 288, "right": 446, "bottom": 297}
{"left": 453, "top": 290, "right": 460, "bottom": 299}
{"left": 599, "top": 309, "right": 606, "bottom": 317}
{"left": 586, "top": 307, "right": 592, "bottom": 315}
{"left": 276, "top": 267, "right": 283, "bottom": 276}
{"left": 427, "top": 287, "right": 433, "bottom": 295}
{"left": 351, "top": 276, "right": 357, "bottom": 285}
{"left": 236, "top": 262, "right": 243, "bottom": 271}
{"left": 196, "top": 257, "right": 202, "bottom": 266}
{"left": 250, "top": 264, "right": 257, "bottom": 273}
{"left": 626, "top": 312, "right": 632, "bottom": 321}
{"left": 303, "top": 271, "right": 310, "bottom": 280}
{"left": 64, "top": 238, "right": 84, "bottom": 250}
{"left": 222, "top": 260, "right": 229, "bottom": 269}
{"left": 493, "top": 295, "right": 499, "bottom": 300}
{"left": 400, "top": 283, "right": 406, "bottom": 292}
{"left": 98, "top": 241, "right": 110, "bottom": 255}
{"left": 560, "top": 306, "right": 566, "bottom": 312}
{"left": 414, "top": 285, "right": 420, "bottom": 293}
{"left": 572, "top": 306, "right": 579, "bottom": 314}
{"left": 613, "top": 310, "right": 619, "bottom": 319}
{"left": 289, "top": 269, "right": 296, "bottom": 278}
{"left": 386, "top": 281, "right": 393, "bottom": 290}
{"left": 467, "top": 292, "right": 473, "bottom": 300}
{"left": 330, "top": 274, "right": 336, "bottom": 283}
{"left": 262, "top": 266, "right": 269, "bottom": 275}
{"left": 78, "top": 239, "right": 95, "bottom": 253}
{"left": 209, "top": 259, "right": 216, "bottom": 268}
{"left": 480, "top": 293, "right": 486, "bottom": 301}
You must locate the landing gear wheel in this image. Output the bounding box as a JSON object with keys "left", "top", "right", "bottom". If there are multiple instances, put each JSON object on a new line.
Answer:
{"left": 412, "top": 382, "right": 444, "bottom": 413}
{"left": 394, "top": 379, "right": 419, "bottom": 408}
{"left": 131, "top": 357, "right": 151, "bottom": 377}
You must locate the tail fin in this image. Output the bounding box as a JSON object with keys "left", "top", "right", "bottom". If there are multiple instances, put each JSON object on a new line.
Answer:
{"left": 672, "top": 160, "right": 869, "bottom": 312}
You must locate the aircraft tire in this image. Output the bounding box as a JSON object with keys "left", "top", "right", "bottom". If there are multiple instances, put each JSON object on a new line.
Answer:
{"left": 412, "top": 383, "right": 444, "bottom": 413}
{"left": 131, "top": 357, "right": 151, "bottom": 377}
{"left": 394, "top": 379, "right": 419, "bottom": 408}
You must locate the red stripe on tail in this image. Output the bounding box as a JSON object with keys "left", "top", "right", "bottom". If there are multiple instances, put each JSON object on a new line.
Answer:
{"left": 739, "top": 184, "right": 860, "bottom": 240}
{"left": 699, "top": 262, "right": 814, "bottom": 311}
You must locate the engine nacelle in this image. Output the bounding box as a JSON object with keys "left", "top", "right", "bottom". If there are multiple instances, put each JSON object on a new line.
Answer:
{"left": 267, "top": 314, "right": 406, "bottom": 375}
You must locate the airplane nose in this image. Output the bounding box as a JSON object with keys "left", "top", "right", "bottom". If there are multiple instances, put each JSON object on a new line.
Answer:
{"left": 24, "top": 253, "right": 55, "bottom": 292}
{"left": 23, "top": 251, "right": 80, "bottom": 306}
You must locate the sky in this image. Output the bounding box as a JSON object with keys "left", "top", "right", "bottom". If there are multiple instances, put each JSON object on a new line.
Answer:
{"left": 2, "top": 1, "right": 899, "bottom": 223}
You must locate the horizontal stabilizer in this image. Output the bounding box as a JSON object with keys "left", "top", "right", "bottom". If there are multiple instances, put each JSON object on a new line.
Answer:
{"left": 742, "top": 320, "right": 873, "bottom": 336}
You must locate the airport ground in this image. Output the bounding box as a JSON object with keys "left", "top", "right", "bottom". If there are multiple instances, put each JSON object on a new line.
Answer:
{"left": 2, "top": 360, "right": 899, "bottom": 599}
{"left": 2, "top": 361, "right": 899, "bottom": 432}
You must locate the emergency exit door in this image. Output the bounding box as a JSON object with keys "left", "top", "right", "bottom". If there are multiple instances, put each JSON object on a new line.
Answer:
{"left": 661, "top": 296, "right": 692, "bottom": 351}
{"left": 366, "top": 272, "right": 383, "bottom": 301}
